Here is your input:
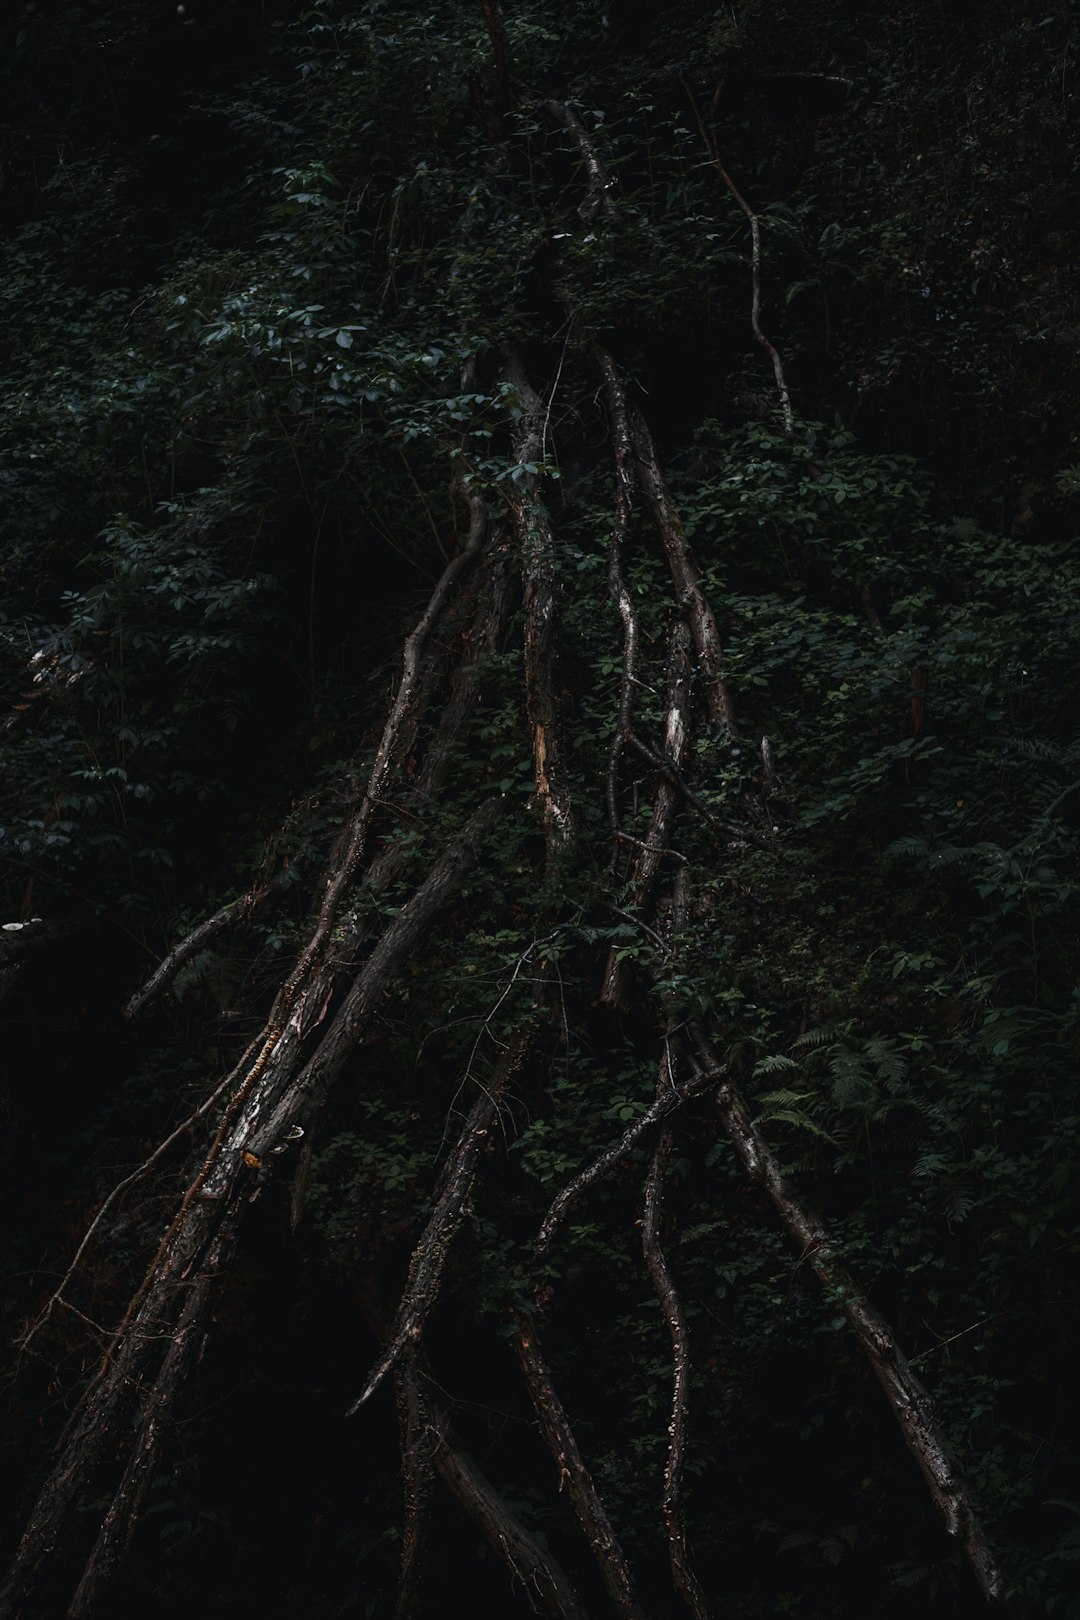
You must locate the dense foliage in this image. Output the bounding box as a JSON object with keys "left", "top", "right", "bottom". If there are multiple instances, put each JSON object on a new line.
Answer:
{"left": 2, "top": 2, "right": 1079, "bottom": 1616}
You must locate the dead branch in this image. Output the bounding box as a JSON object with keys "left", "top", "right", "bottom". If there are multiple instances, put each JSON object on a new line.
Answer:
{"left": 684, "top": 83, "right": 794, "bottom": 436}
{"left": 628, "top": 408, "right": 738, "bottom": 742}
{"left": 601, "top": 619, "right": 692, "bottom": 1007}
{"left": 15, "top": 1060, "right": 239, "bottom": 1356}
{"left": 512, "top": 1316, "right": 647, "bottom": 1620}
{"left": 223, "top": 794, "right": 505, "bottom": 1168}
{"left": 0, "top": 1197, "right": 220, "bottom": 1617}
{"left": 348, "top": 1028, "right": 530, "bottom": 1413}
{"left": 65, "top": 1209, "right": 239, "bottom": 1619}
{"left": 400, "top": 1355, "right": 590, "bottom": 1620}
{"left": 1, "top": 798, "right": 503, "bottom": 1618}
{"left": 122, "top": 876, "right": 284, "bottom": 1019}
{"left": 592, "top": 344, "right": 641, "bottom": 846}
{"left": 19, "top": 515, "right": 509, "bottom": 1394}
{"left": 642, "top": 1127, "right": 713, "bottom": 1620}
{"left": 545, "top": 101, "right": 617, "bottom": 224}
{"left": 534, "top": 1063, "right": 715, "bottom": 1263}
{"left": 502, "top": 348, "right": 575, "bottom": 857}
{"left": 394, "top": 1353, "right": 438, "bottom": 1619}
{"left": 688, "top": 1027, "right": 1009, "bottom": 1604}
{"left": 638, "top": 873, "right": 712, "bottom": 1619}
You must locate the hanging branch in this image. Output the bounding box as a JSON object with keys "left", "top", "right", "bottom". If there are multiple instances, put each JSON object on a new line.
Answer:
{"left": 512, "top": 1316, "right": 647, "bottom": 1620}
{"left": 688, "top": 1028, "right": 1009, "bottom": 1604}
{"left": 684, "top": 83, "right": 794, "bottom": 436}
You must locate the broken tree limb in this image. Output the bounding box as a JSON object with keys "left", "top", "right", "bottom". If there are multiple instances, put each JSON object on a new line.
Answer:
{"left": 1, "top": 797, "right": 503, "bottom": 1618}
{"left": 240, "top": 795, "right": 505, "bottom": 1162}
{"left": 688, "top": 1027, "right": 1009, "bottom": 1604}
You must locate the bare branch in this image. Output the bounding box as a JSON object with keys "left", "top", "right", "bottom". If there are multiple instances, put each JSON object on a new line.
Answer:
{"left": 642, "top": 1127, "right": 713, "bottom": 1620}
{"left": 593, "top": 344, "right": 641, "bottom": 847}
{"left": 545, "top": 101, "right": 618, "bottom": 223}
{"left": 400, "top": 1356, "right": 590, "bottom": 1620}
{"left": 122, "top": 877, "right": 284, "bottom": 1019}
{"left": 348, "top": 1028, "right": 529, "bottom": 1413}
{"left": 513, "top": 1316, "right": 647, "bottom": 1620}
{"left": 534, "top": 1067, "right": 715, "bottom": 1262}
{"left": 628, "top": 408, "right": 738, "bottom": 742}
{"left": 502, "top": 348, "right": 575, "bottom": 858}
